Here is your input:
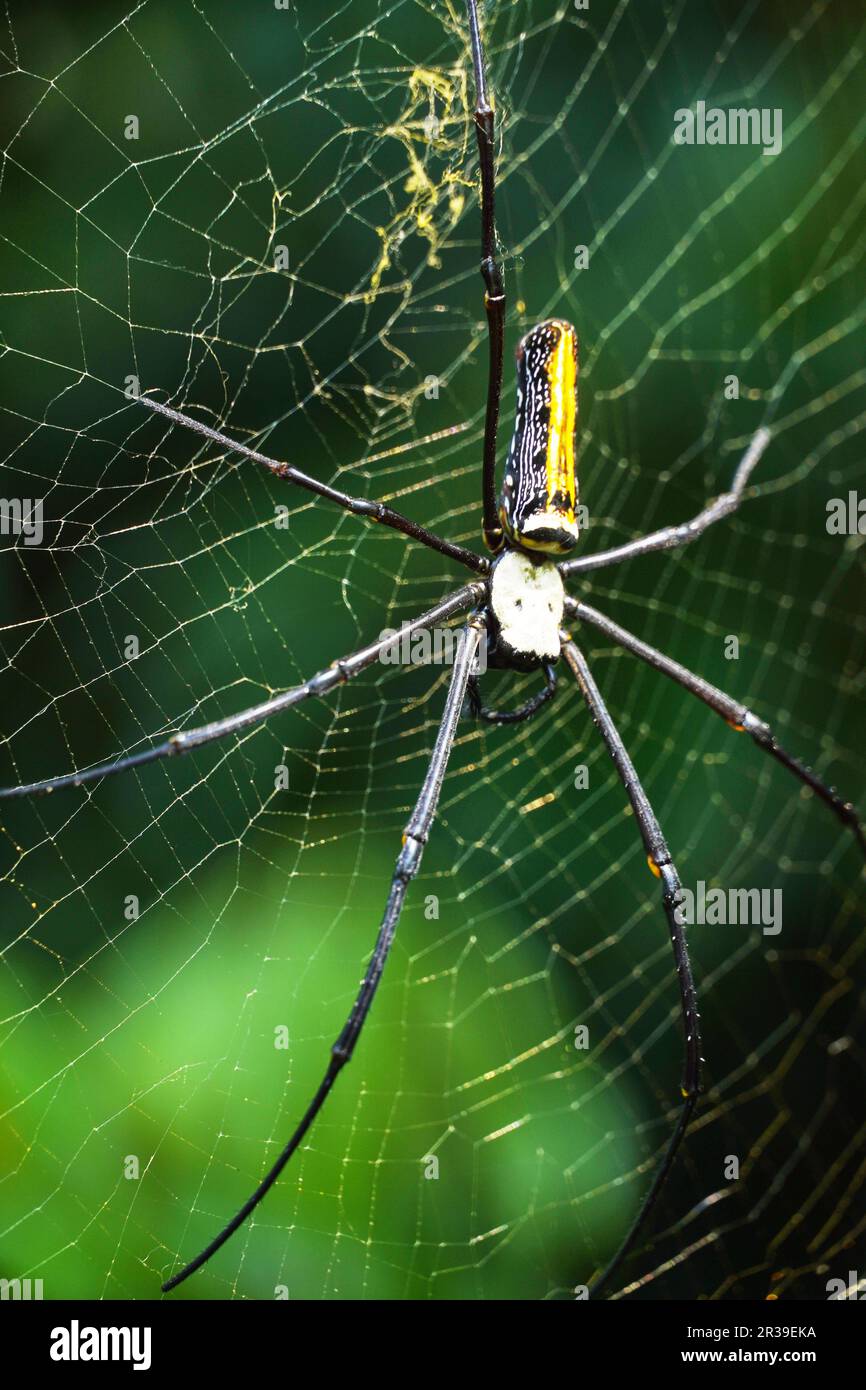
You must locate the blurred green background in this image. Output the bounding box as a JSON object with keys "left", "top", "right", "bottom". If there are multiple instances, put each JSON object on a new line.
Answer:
{"left": 1, "top": 0, "right": 864, "bottom": 1300}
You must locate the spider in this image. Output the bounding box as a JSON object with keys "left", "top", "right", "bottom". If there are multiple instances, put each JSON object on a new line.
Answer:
{"left": 3, "top": 1, "right": 864, "bottom": 1298}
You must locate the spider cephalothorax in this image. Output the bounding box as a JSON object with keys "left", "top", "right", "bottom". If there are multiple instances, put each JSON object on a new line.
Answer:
{"left": 484, "top": 549, "right": 564, "bottom": 671}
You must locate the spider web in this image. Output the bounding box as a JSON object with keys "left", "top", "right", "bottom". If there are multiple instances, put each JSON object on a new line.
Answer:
{"left": 1, "top": 0, "right": 864, "bottom": 1301}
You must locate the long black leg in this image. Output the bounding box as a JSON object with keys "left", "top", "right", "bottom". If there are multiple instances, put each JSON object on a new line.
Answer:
{"left": 468, "top": 660, "right": 557, "bottom": 725}
{"left": 0, "top": 583, "right": 484, "bottom": 798}
{"left": 465, "top": 0, "right": 505, "bottom": 554}
{"left": 138, "top": 396, "right": 488, "bottom": 575}
{"left": 566, "top": 597, "right": 866, "bottom": 858}
{"left": 161, "top": 620, "right": 482, "bottom": 1292}
{"left": 559, "top": 427, "right": 770, "bottom": 578}
{"left": 560, "top": 637, "right": 702, "bottom": 1297}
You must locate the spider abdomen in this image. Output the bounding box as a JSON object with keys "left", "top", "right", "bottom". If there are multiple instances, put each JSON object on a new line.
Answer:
{"left": 500, "top": 318, "right": 580, "bottom": 555}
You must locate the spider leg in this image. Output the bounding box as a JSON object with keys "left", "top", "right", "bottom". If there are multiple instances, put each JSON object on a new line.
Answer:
{"left": 467, "top": 661, "right": 557, "bottom": 724}
{"left": 161, "top": 619, "right": 482, "bottom": 1292}
{"left": 0, "top": 583, "right": 484, "bottom": 798}
{"left": 137, "top": 396, "right": 488, "bottom": 575}
{"left": 566, "top": 597, "right": 866, "bottom": 858}
{"left": 466, "top": 0, "right": 505, "bottom": 553}
{"left": 560, "top": 636, "right": 702, "bottom": 1298}
{"left": 559, "top": 426, "right": 771, "bottom": 578}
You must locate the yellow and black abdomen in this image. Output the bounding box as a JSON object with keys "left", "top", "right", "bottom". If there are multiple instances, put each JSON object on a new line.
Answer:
{"left": 499, "top": 319, "right": 580, "bottom": 555}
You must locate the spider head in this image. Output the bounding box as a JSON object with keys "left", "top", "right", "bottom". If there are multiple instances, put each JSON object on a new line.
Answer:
{"left": 485, "top": 550, "right": 564, "bottom": 672}
{"left": 499, "top": 318, "right": 580, "bottom": 557}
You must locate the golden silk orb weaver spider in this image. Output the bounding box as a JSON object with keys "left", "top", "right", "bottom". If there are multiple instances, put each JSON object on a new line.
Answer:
{"left": 3, "top": 1, "right": 863, "bottom": 1297}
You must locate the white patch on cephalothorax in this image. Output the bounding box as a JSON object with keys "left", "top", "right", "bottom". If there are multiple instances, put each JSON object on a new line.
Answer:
{"left": 489, "top": 550, "right": 564, "bottom": 661}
